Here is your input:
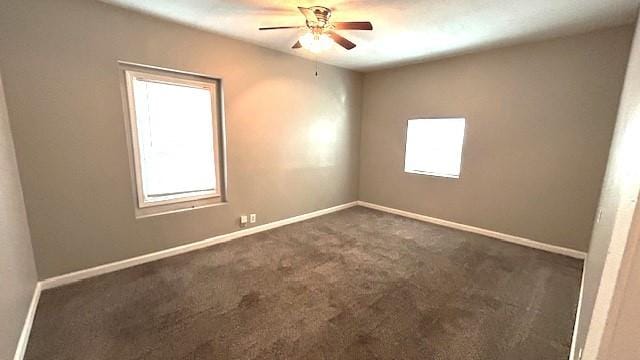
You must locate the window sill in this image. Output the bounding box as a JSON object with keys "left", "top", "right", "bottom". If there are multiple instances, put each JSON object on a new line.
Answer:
{"left": 135, "top": 198, "right": 227, "bottom": 219}
{"left": 404, "top": 170, "right": 460, "bottom": 179}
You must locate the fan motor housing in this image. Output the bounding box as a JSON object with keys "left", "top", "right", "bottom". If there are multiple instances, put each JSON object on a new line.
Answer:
{"left": 308, "top": 6, "right": 332, "bottom": 27}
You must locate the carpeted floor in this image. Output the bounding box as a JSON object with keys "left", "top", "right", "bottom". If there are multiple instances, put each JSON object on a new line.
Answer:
{"left": 25, "top": 206, "right": 582, "bottom": 360}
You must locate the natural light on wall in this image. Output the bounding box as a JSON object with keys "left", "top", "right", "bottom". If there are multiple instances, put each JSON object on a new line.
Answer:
{"left": 307, "top": 120, "right": 338, "bottom": 167}
{"left": 404, "top": 118, "right": 466, "bottom": 178}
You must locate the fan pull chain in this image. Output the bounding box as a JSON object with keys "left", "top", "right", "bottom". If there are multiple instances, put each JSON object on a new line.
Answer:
{"left": 315, "top": 58, "right": 319, "bottom": 77}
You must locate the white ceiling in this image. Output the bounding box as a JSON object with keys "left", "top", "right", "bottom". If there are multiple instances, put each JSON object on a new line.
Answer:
{"left": 100, "top": 0, "right": 639, "bottom": 71}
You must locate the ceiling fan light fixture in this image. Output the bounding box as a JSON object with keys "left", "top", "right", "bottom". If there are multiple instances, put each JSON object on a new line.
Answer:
{"left": 299, "top": 31, "right": 333, "bottom": 53}
{"left": 260, "top": 6, "right": 371, "bottom": 52}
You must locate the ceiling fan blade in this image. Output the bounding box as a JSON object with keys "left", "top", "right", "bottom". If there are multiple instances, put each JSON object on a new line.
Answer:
{"left": 332, "top": 21, "right": 373, "bottom": 30}
{"left": 328, "top": 31, "right": 356, "bottom": 50}
{"left": 292, "top": 40, "right": 302, "bottom": 49}
{"left": 259, "top": 26, "right": 303, "bottom": 30}
{"left": 298, "top": 7, "right": 315, "bottom": 21}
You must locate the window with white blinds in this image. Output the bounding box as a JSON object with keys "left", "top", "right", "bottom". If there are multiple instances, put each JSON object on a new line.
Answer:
{"left": 123, "top": 67, "right": 224, "bottom": 214}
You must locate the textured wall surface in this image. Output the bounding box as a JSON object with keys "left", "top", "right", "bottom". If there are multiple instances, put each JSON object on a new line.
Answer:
{"left": 574, "top": 16, "right": 640, "bottom": 360}
{"left": 359, "top": 26, "right": 633, "bottom": 252}
{"left": 0, "top": 0, "right": 362, "bottom": 278}
{"left": 0, "top": 71, "right": 38, "bottom": 358}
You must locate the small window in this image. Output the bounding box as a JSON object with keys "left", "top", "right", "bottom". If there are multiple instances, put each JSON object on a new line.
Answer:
{"left": 404, "top": 118, "right": 466, "bottom": 178}
{"left": 122, "top": 66, "right": 225, "bottom": 216}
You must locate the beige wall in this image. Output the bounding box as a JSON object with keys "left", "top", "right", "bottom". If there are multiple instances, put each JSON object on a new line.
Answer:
{"left": 598, "top": 207, "right": 640, "bottom": 359}
{"left": 600, "top": 208, "right": 640, "bottom": 360}
{"left": 574, "top": 15, "right": 640, "bottom": 360}
{"left": 0, "top": 0, "right": 362, "bottom": 279}
{"left": 0, "top": 71, "right": 38, "bottom": 358}
{"left": 359, "top": 26, "right": 633, "bottom": 252}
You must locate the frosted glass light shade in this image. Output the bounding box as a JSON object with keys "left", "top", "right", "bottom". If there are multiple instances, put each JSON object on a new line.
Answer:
{"left": 300, "top": 32, "right": 334, "bottom": 53}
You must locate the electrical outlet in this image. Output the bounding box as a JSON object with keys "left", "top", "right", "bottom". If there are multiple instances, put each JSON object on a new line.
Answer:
{"left": 240, "top": 215, "right": 248, "bottom": 226}
{"left": 250, "top": 214, "right": 257, "bottom": 223}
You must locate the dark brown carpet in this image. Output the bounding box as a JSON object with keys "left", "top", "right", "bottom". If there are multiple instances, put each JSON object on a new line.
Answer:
{"left": 25, "top": 206, "right": 582, "bottom": 360}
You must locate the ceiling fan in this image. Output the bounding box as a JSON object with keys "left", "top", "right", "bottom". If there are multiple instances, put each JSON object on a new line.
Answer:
{"left": 259, "top": 6, "right": 373, "bottom": 53}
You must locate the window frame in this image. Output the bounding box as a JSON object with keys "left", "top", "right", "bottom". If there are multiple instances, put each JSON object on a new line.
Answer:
{"left": 403, "top": 117, "right": 467, "bottom": 179}
{"left": 120, "top": 63, "right": 227, "bottom": 217}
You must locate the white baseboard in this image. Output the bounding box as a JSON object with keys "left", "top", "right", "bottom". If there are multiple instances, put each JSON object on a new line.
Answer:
{"left": 20, "top": 200, "right": 584, "bottom": 358}
{"left": 569, "top": 262, "right": 588, "bottom": 360}
{"left": 357, "top": 201, "right": 586, "bottom": 259}
{"left": 13, "top": 282, "right": 41, "bottom": 360}
{"left": 40, "top": 202, "right": 358, "bottom": 290}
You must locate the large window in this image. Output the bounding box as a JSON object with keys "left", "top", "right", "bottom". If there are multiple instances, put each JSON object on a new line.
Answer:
{"left": 404, "top": 118, "right": 466, "bottom": 178}
{"left": 123, "top": 66, "right": 225, "bottom": 216}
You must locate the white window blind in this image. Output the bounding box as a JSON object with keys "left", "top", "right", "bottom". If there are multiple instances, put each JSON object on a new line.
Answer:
{"left": 129, "top": 74, "right": 218, "bottom": 205}
{"left": 404, "top": 118, "right": 466, "bottom": 178}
